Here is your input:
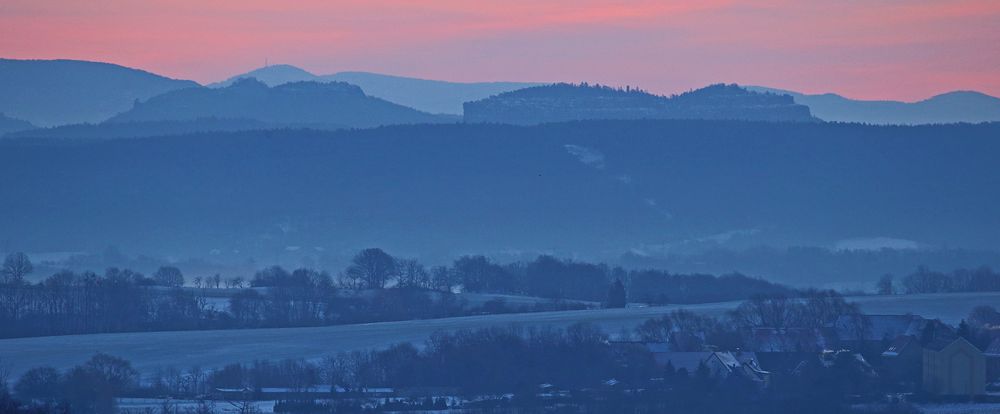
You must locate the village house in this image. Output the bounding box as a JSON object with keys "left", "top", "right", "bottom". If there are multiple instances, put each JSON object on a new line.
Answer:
{"left": 868, "top": 323, "right": 991, "bottom": 396}
{"left": 744, "top": 313, "right": 989, "bottom": 396}
{"left": 608, "top": 341, "right": 769, "bottom": 385}
{"left": 650, "top": 350, "right": 769, "bottom": 386}
{"left": 834, "top": 314, "right": 988, "bottom": 396}
{"left": 832, "top": 314, "right": 929, "bottom": 353}
{"left": 922, "top": 337, "right": 986, "bottom": 396}
{"left": 986, "top": 338, "right": 1000, "bottom": 385}
{"left": 880, "top": 335, "right": 923, "bottom": 391}
{"left": 614, "top": 314, "right": 990, "bottom": 396}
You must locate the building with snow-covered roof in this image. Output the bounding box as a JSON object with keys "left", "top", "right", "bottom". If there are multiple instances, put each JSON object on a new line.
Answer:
{"left": 654, "top": 351, "right": 769, "bottom": 386}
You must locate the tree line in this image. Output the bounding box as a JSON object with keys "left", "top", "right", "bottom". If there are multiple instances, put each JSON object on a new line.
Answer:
{"left": 0, "top": 264, "right": 506, "bottom": 339}
{"left": 877, "top": 265, "right": 1000, "bottom": 295}
{"left": 5, "top": 353, "right": 138, "bottom": 414}
{"left": 323, "top": 248, "right": 791, "bottom": 304}
{"left": 1, "top": 249, "right": 794, "bottom": 339}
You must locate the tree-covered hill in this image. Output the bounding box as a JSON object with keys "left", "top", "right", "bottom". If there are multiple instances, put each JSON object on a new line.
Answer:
{"left": 108, "top": 78, "right": 455, "bottom": 128}
{"left": 0, "top": 59, "right": 198, "bottom": 126}
{"left": 464, "top": 83, "right": 816, "bottom": 124}
{"left": 0, "top": 113, "right": 34, "bottom": 136}
{"left": 1, "top": 120, "right": 998, "bottom": 285}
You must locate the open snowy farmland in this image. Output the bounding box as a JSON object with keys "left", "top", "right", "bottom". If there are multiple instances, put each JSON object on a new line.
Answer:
{"left": 1, "top": 291, "right": 997, "bottom": 379}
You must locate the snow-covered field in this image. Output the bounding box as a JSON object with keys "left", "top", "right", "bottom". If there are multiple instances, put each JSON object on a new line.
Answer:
{"left": 848, "top": 292, "right": 1000, "bottom": 325}
{"left": 917, "top": 403, "right": 1000, "bottom": 414}
{"left": 456, "top": 292, "right": 599, "bottom": 308}
{"left": 1, "top": 291, "right": 996, "bottom": 379}
{"left": 117, "top": 398, "right": 275, "bottom": 413}
{"left": 196, "top": 289, "right": 598, "bottom": 313}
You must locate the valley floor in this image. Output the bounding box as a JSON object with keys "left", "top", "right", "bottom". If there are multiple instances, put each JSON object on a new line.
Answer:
{"left": 1, "top": 291, "right": 997, "bottom": 379}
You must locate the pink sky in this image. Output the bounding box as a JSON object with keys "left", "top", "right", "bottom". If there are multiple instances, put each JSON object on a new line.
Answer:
{"left": 2, "top": 0, "right": 998, "bottom": 101}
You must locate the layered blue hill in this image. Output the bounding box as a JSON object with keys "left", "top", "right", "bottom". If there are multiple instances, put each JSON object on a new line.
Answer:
{"left": 108, "top": 78, "right": 455, "bottom": 128}
{"left": 464, "top": 83, "right": 817, "bottom": 124}
{"left": 210, "top": 64, "right": 541, "bottom": 114}
{"left": 0, "top": 59, "right": 198, "bottom": 126}
{"left": 747, "top": 86, "right": 1000, "bottom": 125}
{"left": 0, "top": 113, "right": 34, "bottom": 135}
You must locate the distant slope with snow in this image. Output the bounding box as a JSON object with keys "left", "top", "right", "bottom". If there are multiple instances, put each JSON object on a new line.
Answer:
{"left": 0, "top": 291, "right": 994, "bottom": 378}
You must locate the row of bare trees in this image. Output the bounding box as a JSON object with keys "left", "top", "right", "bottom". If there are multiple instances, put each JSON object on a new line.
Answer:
{"left": 331, "top": 249, "right": 790, "bottom": 306}
{"left": 0, "top": 268, "right": 213, "bottom": 338}
{"left": 898, "top": 265, "right": 1000, "bottom": 294}
{"left": 0, "top": 247, "right": 807, "bottom": 339}
{"left": 13, "top": 353, "right": 137, "bottom": 414}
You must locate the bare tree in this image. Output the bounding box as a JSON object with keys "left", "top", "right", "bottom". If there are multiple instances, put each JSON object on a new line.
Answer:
{"left": 397, "top": 259, "right": 430, "bottom": 289}
{"left": 158, "top": 397, "right": 177, "bottom": 414}
{"left": 798, "top": 290, "right": 860, "bottom": 328}
{"left": 1, "top": 252, "right": 33, "bottom": 285}
{"left": 226, "top": 391, "right": 261, "bottom": 414}
{"left": 969, "top": 305, "right": 1000, "bottom": 328}
{"left": 342, "top": 248, "right": 397, "bottom": 289}
{"left": 187, "top": 399, "right": 215, "bottom": 414}
{"left": 13, "top": 366, "right": 60, "bottom": 402}
{"left": 430, "top": 266, "right": 455, "bottom": 292}
{"left": 153, "top": 266, "right": 185, "bottom": 287}
{"left": 729, "top": 294, "right": 799, "bottom": 329}
{"left": 0, "top": 357, "right": 10, "bottom": 391}
{"left": 635, "top": 315, "right": 673, "bottom": 342}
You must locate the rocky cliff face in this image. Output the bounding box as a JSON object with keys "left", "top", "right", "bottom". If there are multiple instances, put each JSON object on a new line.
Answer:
{"left": 464, "top": 83, "right": 815, "bottom": 124}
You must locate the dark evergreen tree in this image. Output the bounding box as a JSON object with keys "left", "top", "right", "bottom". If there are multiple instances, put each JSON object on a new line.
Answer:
{"left": 605, "top": 279, "right": 627, "bottom": 308}
{"left": 877, "top": 274, "right": 894, "bottom": 295}
{"left": 957, "top": 319, "right": 972, "bottom": 341}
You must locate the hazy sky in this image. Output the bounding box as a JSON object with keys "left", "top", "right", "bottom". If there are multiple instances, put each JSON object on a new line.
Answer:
{"left": 2, "top": 0, "right": 998, "bottom": 100}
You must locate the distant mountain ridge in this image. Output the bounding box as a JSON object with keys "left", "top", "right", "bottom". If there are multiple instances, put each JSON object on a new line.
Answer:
{"left": 211, "top": 64, "right": 541, "bottom": 114}
{"left": 464, "top": 83, "right": 817, "bottom": 124}
{"left": 209, "top": 64, "right": 317, "bottom": 87}
{"left": 746, "top": 86, "right": 1000, "bottom": 125}
{"left": 5, "top": 58, "right": 999, "bottom": 129}
{"left": 0, "top": 59, "right": 199, "bottom": 126}
{"left": 109, "top": 78, "right": 455, "bottom": 128}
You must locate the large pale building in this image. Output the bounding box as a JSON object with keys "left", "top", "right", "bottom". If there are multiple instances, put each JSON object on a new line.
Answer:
{"left": 922, "top": 337, "right": 986, "bottom": 396}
